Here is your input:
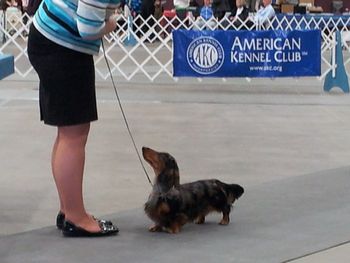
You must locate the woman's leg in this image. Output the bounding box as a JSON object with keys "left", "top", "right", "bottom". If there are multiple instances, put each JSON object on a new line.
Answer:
{"left": 52, "top": 122, "right": 100, "bottom": 232}
{"left": 52, "top": 137, "right": 64, "bottom": 213}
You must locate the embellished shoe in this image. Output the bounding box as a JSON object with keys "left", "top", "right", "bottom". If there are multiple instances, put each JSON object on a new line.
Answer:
{"left": 56, "top": 211, "right": 65, "bottom": 230}
{"left": 62, "top": 220, "right": 119, "bottom": 237}
{"left": 56, "top": 212, "right": 113, "bottom": 230}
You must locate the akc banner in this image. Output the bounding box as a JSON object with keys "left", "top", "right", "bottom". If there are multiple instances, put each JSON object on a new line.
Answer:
{"left": 173, "top": 30, "right": 321, "bottom": 78}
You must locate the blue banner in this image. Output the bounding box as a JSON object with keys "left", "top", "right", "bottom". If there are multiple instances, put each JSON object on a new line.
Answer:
{"left": 173, "top": 30, "right": 321, "bottom": 78}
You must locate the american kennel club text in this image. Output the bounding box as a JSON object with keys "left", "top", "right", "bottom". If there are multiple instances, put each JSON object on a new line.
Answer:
{"left": 186, "top": 35, "right": 306, "bottom": 75}
{"left": 231, "top": 37, "right": 304, "bottom": 63}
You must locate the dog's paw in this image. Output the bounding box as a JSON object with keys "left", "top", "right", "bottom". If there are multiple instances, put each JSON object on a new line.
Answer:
{"left": 165, "top": 228, "right": 180, "bottom": 234}
{"left": 149, "top": 225, "right": 162, "bottom": 232}
{"left": 194, "top": 216, "right": 205, "bottom": 224}
{"left": 164, "top": 224, "right": 181, "bottom": 234}
{"left": 219, "top": 219, "right": 229, "bottom": 225}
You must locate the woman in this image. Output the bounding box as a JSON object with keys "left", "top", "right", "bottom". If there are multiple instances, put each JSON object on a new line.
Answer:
{"left": 193, "top": 0, "right": 216, "bottom": 30}
{"left": 228, "top": 0, "right": 251, "bottom": 29}
{"left": 254, "top": 0, "right": 275, "bottom": 26}
{"left": 27, "top": 0, "right": 120, "bottom": 237}
{"left": 212, "top": 0, "right": 231, "bottom": 21}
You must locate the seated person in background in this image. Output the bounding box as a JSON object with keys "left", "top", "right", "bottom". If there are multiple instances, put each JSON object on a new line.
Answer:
{"left": 189, "top": 0, "right": 199, "bottom": 9}
{"left": 174, "top": 0, "right": 190, "bottom": 19}
{"left": 141, "top": 0, "right": 155, "bottom": 35}
{"left": 174, "top": 0, "right": 190, "bottom": 9}
{"left": 154, "top": 0, "right": 163, "bottom": 35}
{"left": 193, "top": 0, "right": 216, "bottom": 30}
{"left": 6, "top": 0, "right": 18, "bottom": 7}
{"left": 228, "top": 0, "right": 251, "bottom": 29}
{"left": 188, "top": 0, "right": 199, "bottom": 18}
{"left": 254, "top": 0, "right": 275, "bottom": 27}
{"left": 154, "top": 0, "right": 163, "bottom": 20}
{"left": 212, "top": 0, "right": 231, "bottom": 21}
{"left": 5, "top": 0, "right": 23, "bottom": 12}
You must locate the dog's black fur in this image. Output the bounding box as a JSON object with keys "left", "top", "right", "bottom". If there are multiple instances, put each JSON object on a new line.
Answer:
{"left": 142, "top": 147, "right": 244, "bottom": 234}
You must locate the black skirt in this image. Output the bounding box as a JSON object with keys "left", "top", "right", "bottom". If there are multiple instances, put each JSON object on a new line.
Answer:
{"left": 27, "top": 25, "right": 98, "bottom": 126}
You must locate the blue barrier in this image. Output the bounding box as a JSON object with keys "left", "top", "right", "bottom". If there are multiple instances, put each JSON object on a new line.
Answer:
{"left": 173, "top": 30, "right": 321, "bottom": 78}
{"left": 0, "top": 54, "right": 14, "bottom": 80}
{"left": 324, "top": 32, "right": 349, "bottom": 93}
{"left": 274, "top": 14, "right": 350, "bottom": 31}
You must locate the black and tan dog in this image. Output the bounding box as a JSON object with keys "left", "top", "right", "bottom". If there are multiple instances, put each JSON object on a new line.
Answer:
{"left": 142, "top": 147, "right": 244, "bottom": 234}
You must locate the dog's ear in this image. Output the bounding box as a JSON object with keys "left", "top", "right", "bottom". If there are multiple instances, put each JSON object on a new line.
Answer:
{"left": 228, "top": 184, "right": 244, "bottom": 199}
{"left": 167, "top": 156, "right": 180, "bottom": 187}
{"left": 173, "top": 169, "right": 180, "bottom": 188}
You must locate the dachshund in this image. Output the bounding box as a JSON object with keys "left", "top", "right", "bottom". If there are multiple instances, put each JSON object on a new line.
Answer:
{"left": 142, "top": 147, "right": 244, "bottom": 234}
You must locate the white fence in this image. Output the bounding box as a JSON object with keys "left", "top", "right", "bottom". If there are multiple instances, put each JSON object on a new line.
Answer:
{"left": 0, "top": 9, "right": 349, "bottom": 82}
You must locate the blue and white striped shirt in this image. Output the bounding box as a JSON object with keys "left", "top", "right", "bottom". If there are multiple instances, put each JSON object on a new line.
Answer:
{"left": 33, "top": 0, "right": 120, "bottom": 55}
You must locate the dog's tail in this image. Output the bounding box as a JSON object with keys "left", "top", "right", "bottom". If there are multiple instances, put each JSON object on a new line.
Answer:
{"left": 227, "top": 184, "right": 244, "bottom": 199}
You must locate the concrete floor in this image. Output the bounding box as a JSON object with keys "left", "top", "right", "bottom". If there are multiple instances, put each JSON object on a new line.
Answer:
{"left": 0, "top": 76, "right": 350, "bottom": 262}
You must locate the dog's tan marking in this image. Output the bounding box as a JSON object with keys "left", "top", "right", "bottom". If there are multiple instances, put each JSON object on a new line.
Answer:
{"left": 219, "top": 214, "right": 230, "bottom": 225}
{"left": 149, "top": 225, "right": 162, "bottom": 232}
{"left": 194, "top": 215, "right": 205, "bottom": 224}
{"left": 157, "top": 202, "right": 170, "bottom": 215}
{"left": 167, "top": 222, "right": 181, "bottom": 234}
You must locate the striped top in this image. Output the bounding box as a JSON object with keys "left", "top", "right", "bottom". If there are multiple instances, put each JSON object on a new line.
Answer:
{"left": 33, "top": 0, "right": 120, "bottom": 55}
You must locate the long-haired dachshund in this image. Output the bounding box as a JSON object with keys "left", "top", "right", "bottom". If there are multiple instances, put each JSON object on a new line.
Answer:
{"left": 142, "top": 147, "right": 244, "bottom": 234}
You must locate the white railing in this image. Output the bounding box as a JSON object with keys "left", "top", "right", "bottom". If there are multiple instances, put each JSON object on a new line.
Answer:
{"left": 0, "top": 9, "right": 349, "bottom": 82}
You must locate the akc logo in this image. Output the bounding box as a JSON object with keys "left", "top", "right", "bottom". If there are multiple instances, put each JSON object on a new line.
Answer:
{"left": 187, "top": 36, "right": 224, "bottom": 75}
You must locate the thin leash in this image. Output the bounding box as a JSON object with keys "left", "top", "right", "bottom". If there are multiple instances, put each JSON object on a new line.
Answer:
{"left": 101, "top": 40, "right": 153, "bottom": 187}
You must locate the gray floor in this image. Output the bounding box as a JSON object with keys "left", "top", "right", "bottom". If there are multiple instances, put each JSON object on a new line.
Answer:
{"left": 1, "top": 76, "right": 350, "bottom": 262}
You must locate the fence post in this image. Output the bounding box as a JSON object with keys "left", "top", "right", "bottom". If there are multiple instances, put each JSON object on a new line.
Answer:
{"left": 324, "top": 31, "right": 349, "bottom": 93}
{"left": 123, "top": 6, "right": 137, "bottom": 46}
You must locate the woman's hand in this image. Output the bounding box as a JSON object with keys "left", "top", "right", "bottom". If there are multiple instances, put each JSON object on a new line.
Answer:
{"left": 104, "top": 15, "right": 118, "bottom": 35}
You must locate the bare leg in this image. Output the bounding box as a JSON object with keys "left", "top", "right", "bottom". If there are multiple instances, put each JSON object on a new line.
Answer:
{"left": 52, "top": 123, "right": 100, "bottom": 232}
{"left": 52, "top": 137, "right": 64, "bottom": 213}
